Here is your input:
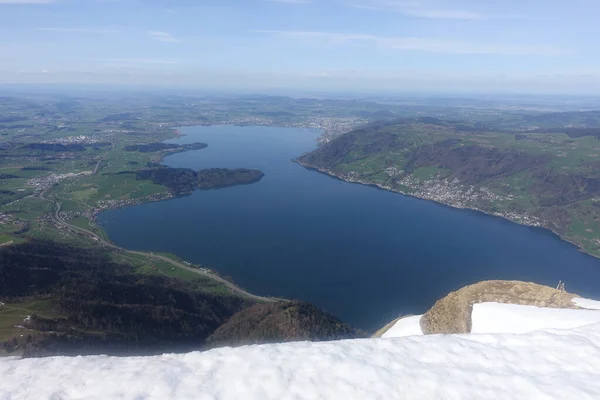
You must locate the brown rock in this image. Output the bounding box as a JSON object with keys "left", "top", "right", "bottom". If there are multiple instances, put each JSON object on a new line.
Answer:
{"left": 420, "top": 280, "right": 578, "bottom": 334}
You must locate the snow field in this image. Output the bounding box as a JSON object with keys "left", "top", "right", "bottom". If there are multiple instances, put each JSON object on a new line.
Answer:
{"left": 2, "top": 323, "right": 600, "bottom": 399}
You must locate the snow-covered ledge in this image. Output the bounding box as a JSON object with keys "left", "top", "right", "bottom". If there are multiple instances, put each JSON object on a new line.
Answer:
{"left": 2, "top": 321, "right": 600, "bottom": 400}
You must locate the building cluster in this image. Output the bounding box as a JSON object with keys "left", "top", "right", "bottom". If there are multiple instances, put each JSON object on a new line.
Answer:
{"left": 58, "top": 209, "right": 93, "bottom": 222}
{"left": 42, "top": 135, "right": 99, "bottom": 145}
{"left": 154, "top": 115, "right": 367, "bottom": 143}
{"left": 0, "top": 213, "right": 17, "bottom": 225}
{"left": 342, "top": 166, "right": 544, "bottom": 229}
{"left": 0, "top": 212, "right": 26, "bottom": 230}
{"left": 27, "top": 171, "right": 91, "bottom": 195}
{"left": 152, "top": 119, "right": 213, "bottom": 128}
{"left": 397, "top": 175, "right": 543, "bottom": 227}
{"left": 92, "top": 192, "right": 174, "bottom": 220}
{"left": 300, "top": 117, "right": 367, "bottom": 138}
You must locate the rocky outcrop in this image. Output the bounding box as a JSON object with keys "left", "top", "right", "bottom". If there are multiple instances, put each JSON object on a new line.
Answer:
{"left": 420, "top": 280, "right": 578, "bottom": 334}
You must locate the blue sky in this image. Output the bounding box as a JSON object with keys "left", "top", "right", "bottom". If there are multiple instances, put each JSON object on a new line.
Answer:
{"left": 1, "top": 0, "right": 599, "bottom": 94}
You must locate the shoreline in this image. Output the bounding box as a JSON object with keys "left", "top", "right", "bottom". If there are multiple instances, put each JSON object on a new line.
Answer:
{"left": 81, "top": 127, "right": 277, "bottom": 302}
{"left": 294, "top": 158, "right": 600, "bottom": 261}
{"left": 57, "top": 199, "right": 277, "bottom": 303}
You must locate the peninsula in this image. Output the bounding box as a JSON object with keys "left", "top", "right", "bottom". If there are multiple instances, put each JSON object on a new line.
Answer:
{"left": 197, "top": 168, "right": 265, "bottom": 190}
{"left": 136, "top": 167, "right": 265, "bottom": 194}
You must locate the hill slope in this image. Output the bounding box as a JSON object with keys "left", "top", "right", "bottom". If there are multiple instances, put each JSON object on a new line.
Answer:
{"left": 0, "top": 240, "right": 252, "bottom": 357}
{"left": 0, "top": 240, "right": 362, "bottom": 357}
{"left": 206, "top": 301, "right": 365, "bottom": 347}
{"left": 297, "top": 120, "right": 600, "bottom": 257}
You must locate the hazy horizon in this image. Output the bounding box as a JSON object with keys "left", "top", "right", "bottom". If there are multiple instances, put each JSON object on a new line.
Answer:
{"left": 3, "top": 82, "right": 600, "bottom": 102}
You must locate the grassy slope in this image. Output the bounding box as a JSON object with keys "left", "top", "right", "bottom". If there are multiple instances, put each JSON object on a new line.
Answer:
{"left": 0, "top": 299, "right": 63, "bottom": 344}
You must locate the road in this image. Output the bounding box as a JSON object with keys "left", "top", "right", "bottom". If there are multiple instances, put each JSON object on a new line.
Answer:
{"left": 48, "top": 200, "right": 275, "bottom": 303}
{"left": 92, "top": 142, "right": 115, "bottom": 175}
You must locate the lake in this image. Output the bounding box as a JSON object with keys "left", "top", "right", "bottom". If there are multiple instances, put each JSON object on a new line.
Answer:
{"left": 99, "top": 125, "right": 600, "bottom": 331}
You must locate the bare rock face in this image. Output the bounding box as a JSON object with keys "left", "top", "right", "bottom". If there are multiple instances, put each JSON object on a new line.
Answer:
{"left": 420, "top": 280, "right": 578, "bottom": 334}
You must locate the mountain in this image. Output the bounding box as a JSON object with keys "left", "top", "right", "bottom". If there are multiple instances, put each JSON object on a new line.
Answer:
{"left": 297, "top": 119, "right": 600, "bottom": 258}
{"left": 206, "top": 301, "right": 365, "bottom": 347}
{"left": 0, "top": 240, "right": 251, "bottom": 357}
{"left": 0, "top": 240, "right": 359, "bottom": 357}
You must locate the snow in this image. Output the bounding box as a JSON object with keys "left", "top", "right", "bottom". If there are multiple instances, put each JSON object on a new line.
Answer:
{"left": 3, "top": 323, "right": 600, "bottom": 400}
{"left": 573, "top": 297, "right": 600, "bottom": 310}
{"left": 381, "top": 315, "right": 423, "bottom": 338}
{"left": 5, "top": 300, "right": 600, "bottom": 399}
{"left": 471, "top": 302, "right": 600, "bottom": 334}
{"left": 383, "top": 300, "right": 600, "bottom": 338}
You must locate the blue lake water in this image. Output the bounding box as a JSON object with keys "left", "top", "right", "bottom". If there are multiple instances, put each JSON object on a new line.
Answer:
{"left": 100, "top": 125, "right": 600, "bottom": 331}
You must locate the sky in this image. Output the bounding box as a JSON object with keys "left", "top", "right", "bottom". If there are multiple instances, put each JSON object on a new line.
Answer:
{"left": 1, "top": 0, "right": 599, "bottom": 94}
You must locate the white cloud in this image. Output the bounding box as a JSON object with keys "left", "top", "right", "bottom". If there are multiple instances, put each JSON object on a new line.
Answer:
{"left": 0, "top": 0, "right": 56, "bottom": 3}
{"left": 401, "top": 8, "right": 483, "bottom": 19}
{"left": 251, "top": 30, "right": 564, "bottom": 56}
{"left": 148, "top": 31, "right": 181, "bottom": 43}
{"left": 268, "top": 0, "right": 310, "bottom": 3}
{"left": 37, "top": 28, "right": 119, "bottom": 33}
{"left": 384, "top": 37, "right": 562, "bottom": 56}
{"left": 94, "top": 58, "right": 181, "bottom": 66}
{"left": 350, "top": 0, "right": 485, "bottom": 20}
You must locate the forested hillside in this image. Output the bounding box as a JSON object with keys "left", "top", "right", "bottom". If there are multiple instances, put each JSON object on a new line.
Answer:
{"left": 136, "top": 167, "right": 265, "bottom": 194}
{"left": 0, "top": 240, "right": 362, "bottom": 357}
{"left": 0, "top": 240, "right": 251, "bottom": 357}
{"left": 197, "top": 168, "right": 264, "bottom": 189}
{"left": 206, "top": 301, "right": 365, "bottom": 347}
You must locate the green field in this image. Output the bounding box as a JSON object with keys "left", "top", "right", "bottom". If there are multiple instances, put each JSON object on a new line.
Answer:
{"left": 0, "top": 300, "right": 64, "bottom": 343}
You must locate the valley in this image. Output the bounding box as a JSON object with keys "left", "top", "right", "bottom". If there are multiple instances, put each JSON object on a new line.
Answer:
{"left": 2, "top": 93, "right": 600, "bottom": 357}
